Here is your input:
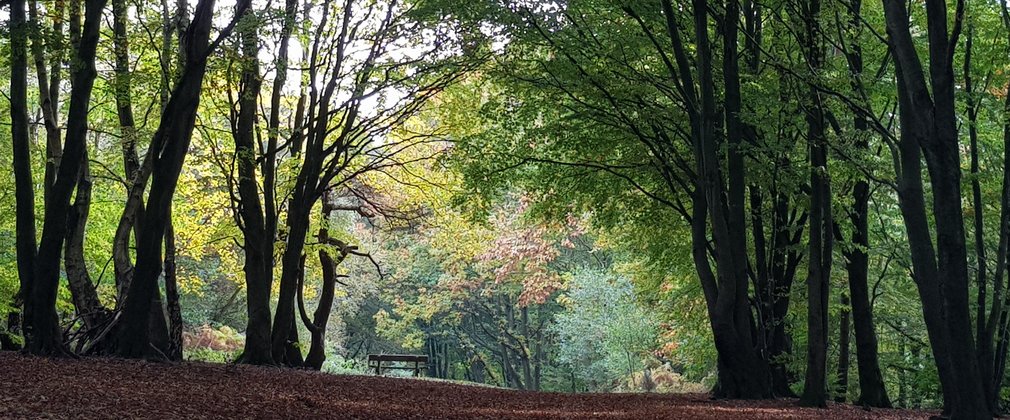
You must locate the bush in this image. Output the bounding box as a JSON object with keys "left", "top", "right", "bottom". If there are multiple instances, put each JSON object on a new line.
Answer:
{"left": 619, "top": 364, "right": 708, "bottom": 393}
{"left": 183, "top": 324, "right": 244, "bottom": 362}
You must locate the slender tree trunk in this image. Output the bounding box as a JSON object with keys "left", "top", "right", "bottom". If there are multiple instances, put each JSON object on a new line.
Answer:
{"left": 231, "top": 2, "right": 275, "bottom": 366}
{"left": 298, "top": 192, "right": 345, "bottom": 370}
{"left": 885, "top": 0, "right": 990, "bottom": 413}
{"left": 989, "top": 4, "right": 1010, "bottom": 402}
{"left": 964, "top": 23, "right": 999, "bottom": 406}
{"left": 27, "top": 0, "right": 62, "bottom": 198}
{"left": 64, "top": 153, "right": 107, "bottom": 331}
{"left": 764, "top": 191, "right": 803, "bottom": 397}
{"left": 836, "top": 293, "right": 850, "bottom": 403}
{"left": 990, "top": 68, "right": 1010, "bottom": 406}
{"left": 111, "top": 0, "right": 145, "bottom": 300}
{"left": 272, "top": 199, "right": 312, "bottom": 364}
{"left": 799, "top": 0, "right": 832, "bottom": 407}
{"left": 846, "top": 178, "right": 892, "bottom": 406}
{"left": 835, "top": 0, "right": 891, "bottom": 407}
{"left": 300, "top": 249, "right": 340, "bottom": 370}
{"left": 117, "top": 0, "right": 242, "bottom": 358}
{"left": 27, "top": 0, "right": 108, "bottom": 356}
{"left": 50, "top": 0, "right": 106, "bottom": 337}
{"left": 164, "top": 215, "right": 183, "bottom": 361}
{"left": 10, "top": 0, "right": 38, "bottom": 345}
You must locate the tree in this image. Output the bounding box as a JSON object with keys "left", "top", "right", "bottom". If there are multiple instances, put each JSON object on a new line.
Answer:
{"left": 266, "top": 0, "right": 470, "bottom": 365}
{"left": 228, "top": 0, "right": 276, "bottom": 365}
{"left": 553, "top": 270, "right": 658, "bottom": 391}
{"left": 883, "top": 0, "right": 990, "bottom": 416}
{"left": 20, "top": 0, "right": 108, "bottom": 356}
{"left": 835, "top": 0, "right": 891, "bottom": 407}
{"left": 799, "top": 0, "right": 832, "bottom": 407}
{"left": 9, "top": 0, "right": 36, "bottom": 350}
{"left": 116, "top": 0, "right": 251, "bottom": 358}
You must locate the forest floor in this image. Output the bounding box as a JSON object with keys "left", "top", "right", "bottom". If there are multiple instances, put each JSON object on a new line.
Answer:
{"left": 0, "top": 352, "right": 937, "bottom": 419}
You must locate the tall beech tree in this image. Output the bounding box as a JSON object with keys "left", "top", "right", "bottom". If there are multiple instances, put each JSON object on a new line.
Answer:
{"left": 9, "top": 0, "right": 36, "bottom": 348}
{"left": 883, "top": 0, "right": 990, "bottom": 416}
{"left": 740, "top": 0, "right": 807, "bottom": 398}
{"left": 229, "top": 0, "right": 277, "bottom": 365}
{"left": 18, "top": 0, "right": 108, "bottom": 356}
{"left": 265, "top": 0, "right": 468, "bottom": 365}
{"left": 109, "top": 0, "right": 177, "bottom": 356}
{"left": 835, "top": 0, "right": 891, "bottom": 407}
{"left": 116, "top": 0, "right": 251, "bottom": 358}
{"left": 659, "top": 0, "right": 772, "bottom": 397}
{"left": 799, "top": 0, "right": 832, "bottom": 408}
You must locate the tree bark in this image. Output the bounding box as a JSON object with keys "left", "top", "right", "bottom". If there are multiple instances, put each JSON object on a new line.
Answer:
{"left": 230, "top": 1, "right": 276, "bottom": 366}
{"left": 272, "top": 198, "right": 313, "bottom": 364}
{"left": 836, "top": 293, "right": 850, "bottom": 403}
{"left": 297, "top": 192, "right": 344, "bottom": 370}
{"left": 299, "top": 249, "right": 341, "bottom": 370}
{"left": 27, "top": 0, "right": 62, "bottom": 198}
{"left": 990, "top": 43, "right": 1010, "bottom": 406}
{"left": 64, "top": 153, "right": 107, "bottom": 332}
{"left": 164, "top": 215, "right": 183, "bottom": 361}
{"left": 10, "top": 0, "right": 38, "bottom": 344}
{"left": 110, "top": 0, "right": 148, "bottom": 301}
{"left": 845, "top": 178, "right": 892, "bottom": 406}
{"left": 799, "top": 0, "right": 832, "bottom": 407}
{"left": 963, "top": 22, "right": 1000, "bottom": 406}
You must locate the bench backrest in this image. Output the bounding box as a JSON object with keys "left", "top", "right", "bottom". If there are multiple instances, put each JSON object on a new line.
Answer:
{"left": 367, "top": 354, "right": 428, "bottom": 363}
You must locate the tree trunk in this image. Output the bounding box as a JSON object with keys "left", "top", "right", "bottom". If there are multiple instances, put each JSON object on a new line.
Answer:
{"left": 846, "top": 179, "right": 892, "bottom": 407}
{"left": 799, "top": 0, "right": 831, "bottom": 407}
{"left": 659, "top": 0, "right": 772, "bottom": 398}
{"left": 884, "top": 0, "right": 990, "bottom": 414}
{"left": 10, "top": 0, "right": 38, "bottom": 346}
{"left": 231, "top": 1, "right": 275, "bottom": 366}
{"left": 833, "top": 0, "right": 892, "bottom": 408}
{"left": 990, "top": 60, "right": 1010, "bottom": 407}
{"left": 27, "top": 0, "right": 107, "bottom": 356}
{"left": 111, "top": 0, "right": 147, "bottom": 301}
{"left": 164, "top": 215, "right": 183, "bottom": 361}
{"left": 27, "top": 0, "right": 62, "bottom": 198}
{"left": 964, "top": 23, "right": 999, "bottom": 406}
{"left": 117, "top": 0, "right": 241, "bottom": 358}
{"left": 836, "top": 293, "right": 850, "bottom": 403}
{"left": 272, "top": 201, "right": 312, "bottom": 364}
{"left": 64, "top": 153, "right": 107, "bottom": 332}
{"left": 300, "top": 249, "right": 341, "bottom": 370}
{"left": 147, "top": 286, "right": 171, "bottom": 355}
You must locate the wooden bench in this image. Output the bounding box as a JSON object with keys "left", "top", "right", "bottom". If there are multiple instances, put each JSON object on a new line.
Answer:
{"left": 367, "top": 354, "right": 428, "bottom": 377}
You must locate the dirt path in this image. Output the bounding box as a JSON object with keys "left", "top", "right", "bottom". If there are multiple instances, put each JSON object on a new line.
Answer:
{"left": 0, "top": 352, "right": 934, "bottom": 419}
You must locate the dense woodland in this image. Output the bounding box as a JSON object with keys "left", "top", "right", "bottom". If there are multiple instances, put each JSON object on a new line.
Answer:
{"left": 4, "top": 0, "right": 1010, "bottom": 417}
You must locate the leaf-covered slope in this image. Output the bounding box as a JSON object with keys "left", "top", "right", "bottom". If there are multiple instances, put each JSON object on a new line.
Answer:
{"left": 0, "top": 352, "right": 932, "bottom": 419}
